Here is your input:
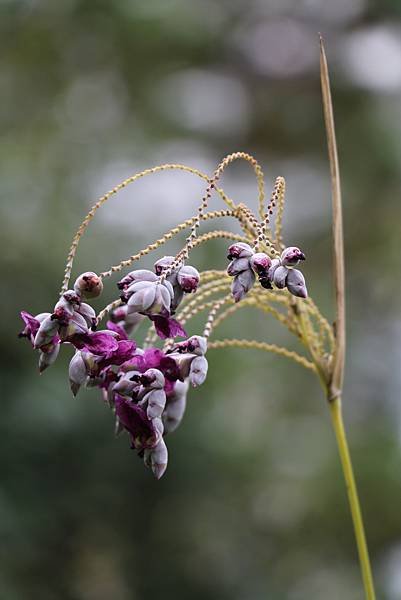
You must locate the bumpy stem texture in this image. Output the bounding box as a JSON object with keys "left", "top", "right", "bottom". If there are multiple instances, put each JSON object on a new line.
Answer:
{"left": 329, "top": 397, "right": 376, "bottom": 600}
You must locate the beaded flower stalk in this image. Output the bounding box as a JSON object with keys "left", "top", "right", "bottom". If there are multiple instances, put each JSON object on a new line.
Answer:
{"left": 18, "top": 41, "right": 376, "bottom": 600}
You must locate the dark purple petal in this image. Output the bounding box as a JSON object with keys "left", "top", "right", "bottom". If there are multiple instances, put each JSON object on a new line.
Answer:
{"left": 150, "top": 315, "right": 187, "bottom": 340}
{"left": 71, "top": 331, "right": 119, "bottom": 356}
{"left": 19, "top": 311, "right": 41, "bottom": 339}
{"left": 106, "top": 320, "right": 128, "bottom": 340}
{"left": 115, "top": 395, "right": 159, "bottom": 450}
{"left": 164, "top": 378, "right": 176, "bottom": 395}
{"left": 107, "top": 340, "right": 137, "bottom": 365}
{"left": 159, "top": 356, "right": 182, "bottom": 382}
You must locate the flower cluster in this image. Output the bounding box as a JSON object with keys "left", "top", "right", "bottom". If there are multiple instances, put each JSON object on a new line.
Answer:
{"left": 19, "top": 259, "right": 206, "bottom": 479}
{"left": 227, "top": 243, "right": 307, "bottom": 301}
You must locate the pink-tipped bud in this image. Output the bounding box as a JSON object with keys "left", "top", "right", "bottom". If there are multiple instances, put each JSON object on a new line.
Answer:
{"left": 177, "top": 265, "right": 200, "bottom": 293}
{"left": 74, "top": 272, "right": 103, "bottom": 299}
{"left": 286, "top": 269, "right": 308, "bottom": 298}
{"left": 250, "top": 253, "right": 272, "bottom": 276}
{"left": 280, "top": 246, "right": 305, "bottom": 266}
{"left": 227, "top": 242, "right": 254, "bottom": 259}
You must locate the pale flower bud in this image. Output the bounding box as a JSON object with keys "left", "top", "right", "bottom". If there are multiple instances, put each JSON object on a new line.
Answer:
{"left": 189, "top": 355, "right": 208, "bottom": 387}
{"left": 227, "top": 257, "right": 250, "bottom": 277}
{"left": 286, "top": 268, "right": 308, "bottom": 298}
{"left": 38, "top": 343, "right": 60, "bottom": 373}
{"left": 177, "top": 265, "right": 200, "bottom": 293}
{"left": 69, "top": 351, "right": 88, "bottom": 396}
{"left": 281, "top": 246, "right": 305, "bottom": 266}
{"left": 154, "top": 256, "right": 175, "bottom": 276}
{"left": 231, "top": 269, "right": 255, "bottom": 302}
{"left": 268, "top": 258, "right": 281, "bottom": 280}
{"left": 144, "top": 438, "right": 168, "bottom": 479}
{"left": 273, "top": 265, "right": 289, "bottom": 289}
{"left": 74, "top": 272, "right": 103, "bottom": 299}
{"left": 142, "top": 388, "right": 167, "bottom": 419}
{"left": 163, "top": 380, "right": 188, "bottom": 434}
{"left": 118, "top": 269, "right": 158, "bottom": 292}
{"left": 34, "top": 316, "right": 59, "bottom": 349}
{"left": 76, "top": 302, "right": 97, "bottom": 329}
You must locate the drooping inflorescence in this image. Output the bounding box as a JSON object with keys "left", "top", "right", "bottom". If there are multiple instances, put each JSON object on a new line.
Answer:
{"left": 19, "top": 153, "right": 334, "bottom": 478}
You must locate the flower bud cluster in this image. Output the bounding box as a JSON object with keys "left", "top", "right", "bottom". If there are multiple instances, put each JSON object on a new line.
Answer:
{"left": 226, "top": 243, "right": 307, "bottom": 301}
{"left": 20, "top": 261, "right": 207, "bottom": 479}
{"left": 116, "top": 258, "right": 200, "bottom": 339}
{"left": 19, "top": 271, "right": 108, "bottom": 373}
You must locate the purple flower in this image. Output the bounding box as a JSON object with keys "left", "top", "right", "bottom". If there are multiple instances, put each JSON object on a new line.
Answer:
{"left": 149, "top": 315, "right": 187, "bottom": 340}
{"left": 115, "top": 395, "right": 161, "bottom": 450}
{"left": 70, "top": 331, "right": 119, "bottom": 356}
{"left": 19, "top": 311, "right": 43, "bottom": 344}
{"left": 122, "top": 348, "right": 182, "bottom": 393}
{"left": 106, "top": 320, "right": 128, "bottom": 340}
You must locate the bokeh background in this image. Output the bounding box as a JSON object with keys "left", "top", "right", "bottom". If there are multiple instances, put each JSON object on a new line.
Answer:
{"left": 1, "top": 1, "right": 401, "bottom": 598}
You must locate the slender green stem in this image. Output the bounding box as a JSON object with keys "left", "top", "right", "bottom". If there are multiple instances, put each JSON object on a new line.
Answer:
{"left": 329, "top": 396, "right": 376, "bottom": 600}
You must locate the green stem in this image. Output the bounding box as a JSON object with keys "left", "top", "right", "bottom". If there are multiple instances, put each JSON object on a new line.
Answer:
{"left": 329, "top": 396, "right": 376, "bottom": 600}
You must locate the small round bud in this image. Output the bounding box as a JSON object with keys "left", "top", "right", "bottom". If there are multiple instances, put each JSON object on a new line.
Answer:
{"left": 177, "top": 265, "right": 200, "bottom": 293}
{"left": 74, "top": 272, "right": 103, "bottom": 299}
{"left": 281, "top": 247, "right": 305, "bottom": 266}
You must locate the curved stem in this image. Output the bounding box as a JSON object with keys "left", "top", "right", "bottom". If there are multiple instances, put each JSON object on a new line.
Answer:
{"left": 329, "top": 396, "right": 376, "bottom": 600}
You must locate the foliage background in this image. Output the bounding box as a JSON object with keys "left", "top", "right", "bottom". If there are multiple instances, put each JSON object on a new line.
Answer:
{"left": 1, "top": 1, "right": 401, "bottom": 598}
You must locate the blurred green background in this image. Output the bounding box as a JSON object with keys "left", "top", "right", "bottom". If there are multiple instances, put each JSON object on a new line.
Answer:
{"left": 1, "top": 1, "right": 401, "bottom": 598}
